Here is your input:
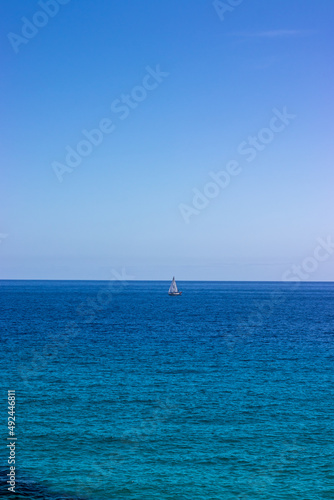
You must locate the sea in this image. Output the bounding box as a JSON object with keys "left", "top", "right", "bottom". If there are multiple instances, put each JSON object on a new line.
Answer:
{"left": 0, "top": 280, "right": 333, "bottom": 500}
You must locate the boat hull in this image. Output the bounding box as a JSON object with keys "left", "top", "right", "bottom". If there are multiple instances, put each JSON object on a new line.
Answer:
{"left": 168, "top": 292, "right": 182, "bottom": 296}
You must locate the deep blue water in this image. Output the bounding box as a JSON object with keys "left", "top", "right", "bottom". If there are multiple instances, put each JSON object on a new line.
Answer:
{"left": 0, "top": 280, "right": 333, "bottom": 499}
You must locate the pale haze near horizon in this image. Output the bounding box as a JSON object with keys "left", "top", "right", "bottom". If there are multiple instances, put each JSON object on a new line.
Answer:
{"left": 1, "top": 0, "right": 333, "bottom": 281}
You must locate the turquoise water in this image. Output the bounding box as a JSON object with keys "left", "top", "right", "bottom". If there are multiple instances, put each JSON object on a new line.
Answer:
{"left": 0, "top": 280, "right": 333, "bottom": 499}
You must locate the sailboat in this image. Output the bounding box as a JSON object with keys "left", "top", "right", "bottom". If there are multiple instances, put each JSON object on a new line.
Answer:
{"left": 168, "top": 277, "right": 182, "bottom": 296}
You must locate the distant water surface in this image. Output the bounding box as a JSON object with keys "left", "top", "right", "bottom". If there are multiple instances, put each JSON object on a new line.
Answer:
{"left": 0, "top": 281, "right": 333, "bottom": 499}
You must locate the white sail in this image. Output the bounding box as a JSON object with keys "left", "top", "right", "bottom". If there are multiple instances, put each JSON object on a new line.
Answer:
{"left": 168, "top": 277, "right": 178, "bottom": 294}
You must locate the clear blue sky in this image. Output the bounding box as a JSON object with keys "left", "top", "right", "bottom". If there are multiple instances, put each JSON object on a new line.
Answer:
{"left": 1, "top": 0, "right": 333, "bottom": 280}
